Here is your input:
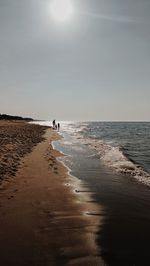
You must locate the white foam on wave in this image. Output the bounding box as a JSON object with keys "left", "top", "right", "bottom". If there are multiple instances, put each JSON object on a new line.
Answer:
{"left": 31, "top": 121, "right": 150, "bottom": 186}
{"left": 75, "top": 133, "right": 150, "bottom": 186}
{"left": 29, "top": 120, "right": 52, "bottom": 127}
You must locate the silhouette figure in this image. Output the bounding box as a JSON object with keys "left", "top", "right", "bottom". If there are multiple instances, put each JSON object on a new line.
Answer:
{"left": 52, "top": 120, "right": 56, "bottom": 129}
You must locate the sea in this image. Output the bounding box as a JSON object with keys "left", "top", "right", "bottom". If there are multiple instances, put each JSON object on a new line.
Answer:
{"left": 56, "top": 121, "right": 150, "bottom": 182}
{"left": 35, "top": 121, "right": 150, "bottom": 265}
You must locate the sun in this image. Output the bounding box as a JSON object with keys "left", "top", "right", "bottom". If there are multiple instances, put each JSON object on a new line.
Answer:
{"left": 50, "top": 0, "right": 73, "bottom": 22}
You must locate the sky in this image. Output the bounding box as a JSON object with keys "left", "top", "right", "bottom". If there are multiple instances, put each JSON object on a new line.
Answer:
{"left": 0, "top": 0, "right": 150, "bottom": 121}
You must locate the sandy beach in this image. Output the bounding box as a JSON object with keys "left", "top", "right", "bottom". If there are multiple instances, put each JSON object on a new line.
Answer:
{"left": 0, "top": 121, "right": 48, "bottom": 181}
{"left": 0, "top": 121, "right": 103, "bottom": 266}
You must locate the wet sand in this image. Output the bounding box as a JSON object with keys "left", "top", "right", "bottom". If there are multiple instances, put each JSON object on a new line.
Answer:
{"left": 0, "top": 121, "right": 104, "bottom": 265}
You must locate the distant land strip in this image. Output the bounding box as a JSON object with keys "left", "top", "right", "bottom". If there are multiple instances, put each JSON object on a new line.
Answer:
{"left": 0, "top": 114, "right": 33, "bottom": 121}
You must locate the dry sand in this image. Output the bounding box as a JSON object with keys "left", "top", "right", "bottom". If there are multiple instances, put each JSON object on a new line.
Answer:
{"left": 0, "top": 121, "right": 104, "bottom": 266}
{"left": 0, "top": 121, "right": 48, "bottom": 180}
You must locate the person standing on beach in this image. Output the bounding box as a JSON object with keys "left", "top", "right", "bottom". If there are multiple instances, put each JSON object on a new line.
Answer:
{"left": 58, "top": 123, "right": 60, "bottom": 131}
{"left": 52, "top": 120, "right": 56, "bottom": 129}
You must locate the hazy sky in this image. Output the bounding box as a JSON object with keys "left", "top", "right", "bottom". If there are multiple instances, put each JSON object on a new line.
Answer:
{"left": 0, "top": 0, "right": 150, "bottom": 121}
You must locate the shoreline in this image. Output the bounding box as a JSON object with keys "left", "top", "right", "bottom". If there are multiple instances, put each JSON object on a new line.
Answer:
{"left": 55, "top": 124, "right": 150, "bottom": 265}
{"left": 0, "top": 122, "right": 104, "bottom": 265}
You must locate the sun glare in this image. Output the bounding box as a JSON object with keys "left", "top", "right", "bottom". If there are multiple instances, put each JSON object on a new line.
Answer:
{"left": 50, "top": 0, "right": 73, "bottom": 22}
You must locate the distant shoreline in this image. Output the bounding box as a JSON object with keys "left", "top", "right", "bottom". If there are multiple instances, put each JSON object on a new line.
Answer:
{"left": 0, "top": 114, "right": 33, "bottom": 121}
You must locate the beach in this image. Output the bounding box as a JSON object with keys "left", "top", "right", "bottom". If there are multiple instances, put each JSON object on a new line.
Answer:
{"left": 0, "top": 121, "right": 103, "bottom": 266}
{"left": 0, "top": 121, "right": 48, "bottom": 180}
{"left": 1, "top": 120, "right": 150, "bottom": 265}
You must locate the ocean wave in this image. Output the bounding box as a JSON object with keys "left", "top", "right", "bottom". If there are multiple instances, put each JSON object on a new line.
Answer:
{"left": 76, "top": 134, "right": 150, "bottom": 186}
{"left": 34, "top": 121, "right": 150, "bottom": 186}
